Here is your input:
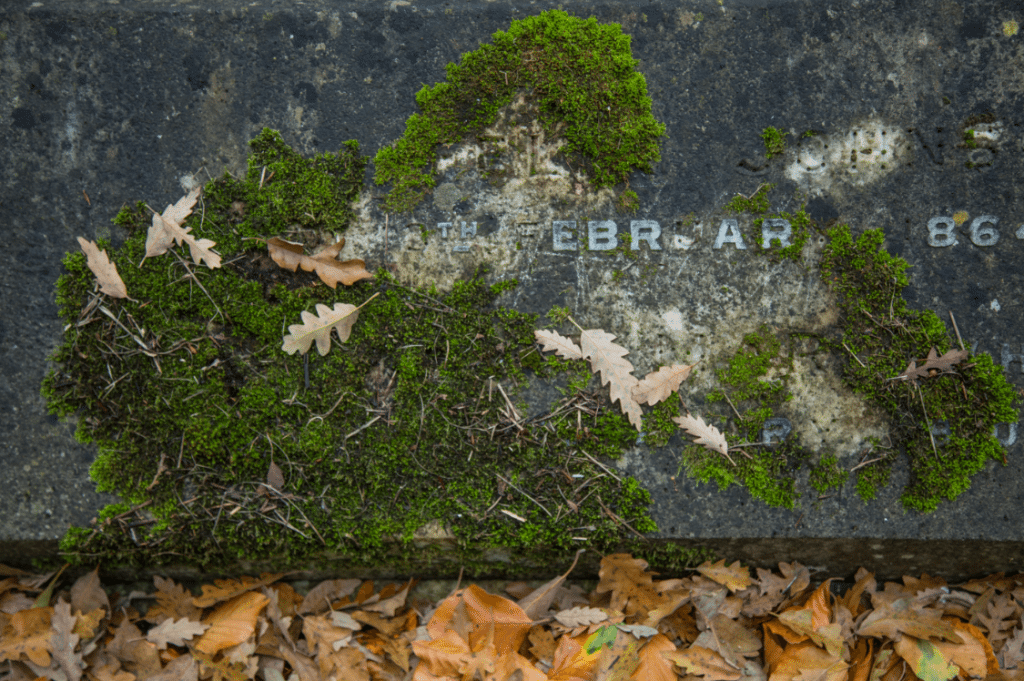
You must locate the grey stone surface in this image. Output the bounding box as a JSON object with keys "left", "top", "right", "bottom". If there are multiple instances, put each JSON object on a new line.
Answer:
{"left": 1, "top": 0, "right": 1023, "bottom": 578}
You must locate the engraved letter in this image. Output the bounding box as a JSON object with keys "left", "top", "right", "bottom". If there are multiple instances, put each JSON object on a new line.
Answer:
{"left": 761, "top": 218, "right": 792, "bottom": 248}
{"left": 437, "top": 222, "right": 451, "bottom": 238}
{"left": 1002, "top": 344, "right": 1024, "bottom": 374}
{"left": 994, "top": 422, "right": 1018, "bottom": 447}
{"left": 714, "top": 219, "right": 747, "bottom": 250}
{"left": 460, "top": 221, "right": 477, "bottom": 239}
{"left": 553, "top": 221, "right": 577, "bottom": 251}
{"left": 589, "top": 220, "right": 617, "bottom": 251}
{"left": 930, "top": 420, "right": 951, "bottom": 446}
{"left": 761, "top": 417, "right": 792, "bottom": 445}
{"left": 969, "top": 215, "right": 999, "bottom": 247}
{"left": 927, "top": 217, "right": 957, "bottom": 247}
{"left": 630, "top": 220, "right": 662, "bottom": 250}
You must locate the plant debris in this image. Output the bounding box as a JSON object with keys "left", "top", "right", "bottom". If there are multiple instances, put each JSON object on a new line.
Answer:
{"left": 2, "top": 555, "right": 1024, "bottom": 681}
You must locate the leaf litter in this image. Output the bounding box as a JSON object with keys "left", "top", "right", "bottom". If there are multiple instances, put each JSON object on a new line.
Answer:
{"left": 2, "top": 556, "right": 1023, "bottom": 681}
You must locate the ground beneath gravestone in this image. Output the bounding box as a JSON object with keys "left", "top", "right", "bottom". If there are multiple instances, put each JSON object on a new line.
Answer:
{"left": 1, "top": 555, "right": 1023, "bottom": 681}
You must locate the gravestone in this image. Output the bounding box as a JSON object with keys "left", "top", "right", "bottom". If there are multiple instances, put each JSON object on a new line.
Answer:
{"left": 1, "top": 0, "right": 1022, "bottom": 580}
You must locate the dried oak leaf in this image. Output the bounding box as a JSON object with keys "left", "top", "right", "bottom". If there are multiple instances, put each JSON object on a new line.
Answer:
{"left": 633, "top": 363, "right": 696, "bottom": 406}
{"left": 265, "top": 237, "right": 372, "bottom": 288}
{"left": 143, "top": 186, "right": 222, "bottom": 269}
{"left": 579, "top": 328, "right": 643, "bottom": 431}
{"left": 533, "top": 329, "right": 583, "bottom": 360}
{"left": 145, "top": 617, "right": 209, "bottom": 650}
{"left": 898, "top": 347, "right": 969, "bottom": 383}
{"left": 674, "top": 413, "right": 729, "bottom": 457}
{"left": 298, "top": 578, "right": 362, "bottom": 616}
{"left": 696, "top": 560, "right": 754, "bottom": 594}
{"left": 146, "top": 575, "right": 202, "bottom": 623}
{"left": 663, "top": 645, "right": 742, "bottom": 681}
{"left": 0, "top": 606, "right": 53, "bottom": 666}
{"left": 555, "top": 606, "right": 610, "bottom": 628}
{"left": 78, "top": 238, "right": 128, "bottom": 299}
{"left": 282, "top": 302, "right": 361, "bottom": 356}
{"left": 51, "top": 600, "right": 86, "bottom": 681}
{"left": 192, "top": 573, "right": 284, "bottom": 608}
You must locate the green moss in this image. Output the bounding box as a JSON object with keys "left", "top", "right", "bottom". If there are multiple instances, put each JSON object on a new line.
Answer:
{"left": 725, "top": 183, "right": 773, "bottom": 214}
{"left": 373, "top": 10, "right": 666, "bottom": 213}
{"left": 761, "top": 126, "right": 787, "bottom": 158}
{"left": 821, "top": 225, "right": 1020, "bottom": 510}
{"left": 809, "top": 454, "right": 846, "bottom": 494}
{"left": 41, "top": 129, "right": 665, "bottom": 573}
{"left": 963, "top": 129, "right": 977, "bottom": 149}
{"left": 642, "top": 400, "right": 681, "bottom": 449}
{"left": 616, "top": 190, "right": 640, "bottom": 214}
{"left": 680, "top": 326, "right": 806, "bottom": 509}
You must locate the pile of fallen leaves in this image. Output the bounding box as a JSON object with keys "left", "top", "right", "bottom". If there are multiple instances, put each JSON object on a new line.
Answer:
{"left": 2, "top": 554, "right": 1023, "bottom": 681}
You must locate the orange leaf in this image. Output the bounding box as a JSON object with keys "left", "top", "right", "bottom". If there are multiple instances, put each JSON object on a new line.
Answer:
{"left": 696, "top": 559, "right": 753, "bottom": 593}
{"left": 663, "top": 645, "right": 742, "bottom": 681}
{"left": 426, "top": 584, "right": 532, "bottom": 659}
{"left": 195, "top": 591, "right": 269, "bottom": 655}
{"left": 633, "top": 633, "right": 677, "bottom": 681}
{"left": 192, "top": 573, "right": 283, "bottom": 608}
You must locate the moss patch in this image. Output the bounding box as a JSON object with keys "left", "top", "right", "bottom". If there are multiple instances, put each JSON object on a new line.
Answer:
{"left": 680, "top": 326, "right": 809, "bottom": 510}
{"left": 821, "top": 225, "right": 1019, "bottom": 512}
{"left": 373, "top": 10, "right": 666, "bottom": 213}
{"left": 41, "top": 129, "right": 710, "bottom": 575}
{"left": 761, "top": 126, "right": 787, "bottom": 159}
{"left": 725, "top": 183, "right": 811, "bottom": 263}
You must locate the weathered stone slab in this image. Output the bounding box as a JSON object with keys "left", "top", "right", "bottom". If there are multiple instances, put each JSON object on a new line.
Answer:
{"left": 1, "top": 0, "right": 1022, "bottom": 580}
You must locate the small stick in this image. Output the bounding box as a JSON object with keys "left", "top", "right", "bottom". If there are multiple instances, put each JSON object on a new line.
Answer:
{"left": 345, "top": 415, "right": 382, "bottom": 439}
{"left": 949, "top": 311, "right": 965, "bottom": 351}
{"left": 721, "top": 392, "right": 743, "bottom": 420}
{"left": 496, "top": 474, "right": 552, "bottom": 517}
{"left": 577, "top": 448, "right": 623, "bottom": 483}
{"left": 842, "top": 342, "right": 868, "bottom": 368}
{"left": 917, "top": 384, "right": 940, "bottom": 460}
{"left": 595, "top": 495, "right": 648, "bottom": 540}
{"left": 849, "top": 456, "right": 884, "bottom": 472}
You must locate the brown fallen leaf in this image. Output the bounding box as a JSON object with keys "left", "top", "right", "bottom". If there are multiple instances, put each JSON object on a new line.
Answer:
{"left": 696, "top": 559, "right": 754, "bottom": 594}
{"left": 146, "top": 617, "right": 209, "bottom": 650}
{"left": 77, "top": 237, "right": 128, "bottom": 299}
{"left": 897, "top": 347, "right": 970, "bottom": 383}
{"left": 195, "top": 591, "right": 269, "bottom": 655}
{"left": 517, "top": 550, "right": 583, "bottom": 621}
{"left": 265, "top": 236, "right": 373, "bottom": 288}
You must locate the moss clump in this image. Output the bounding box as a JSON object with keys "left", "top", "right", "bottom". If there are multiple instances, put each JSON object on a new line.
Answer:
{"left": 809, "top": 454, "right": 846, "bottom": 494}
{"left": 761, "top": 126, "right": 787, "bottom": 158}
{"left": 373, "top": 10, "right": 666, "bottom": 212}
{"left": 41, "top": 129, "right": 669, "bottom": 573}
{"left": 680, "top": 326, "right": 808, "bottom": 510}
{"left": 725, "top": 184, "right": 811, "bottom": 263}
{"left": 821, "top": 225, "right": 1019, "bottom": 511}
{"left": 725, "top": 183, "right": 773, "bottom": 214}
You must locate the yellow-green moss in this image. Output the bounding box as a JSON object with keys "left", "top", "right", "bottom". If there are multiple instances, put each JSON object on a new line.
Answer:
{"left": 821, "top": 225, "right": 1019, "bottom": 511}
{"left": 761, "top": 126, "right": 787, "bottom": 158}
{"left": 680, "top": 326, "right": 808, "bottom": 510}
{"left": 373, "top": 10, "right": 666, "bottom": 213}
{"left": 42, "top": 129, "right": 697, "bottom": 575}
